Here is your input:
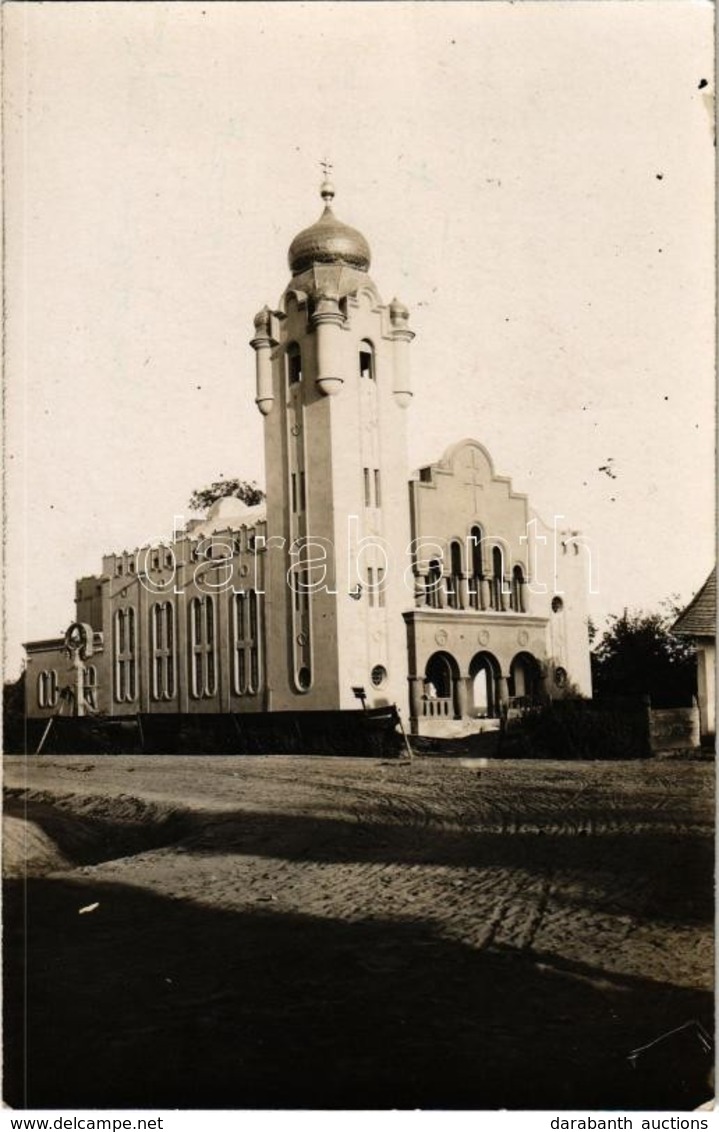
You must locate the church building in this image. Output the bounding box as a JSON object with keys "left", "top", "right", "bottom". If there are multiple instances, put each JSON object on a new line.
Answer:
{"left": 25, "top": 180, "right": 593, "bottom": 738}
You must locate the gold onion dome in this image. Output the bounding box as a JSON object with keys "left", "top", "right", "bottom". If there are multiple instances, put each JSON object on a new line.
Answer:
{"left": 288, "top": 181, "right": 371, "bottom": 276}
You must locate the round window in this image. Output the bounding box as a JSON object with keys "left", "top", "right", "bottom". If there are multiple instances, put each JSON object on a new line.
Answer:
{"left": 297, "top": 666, "right": 311, "bottom": 691}
{"left": 371, "top": 665, "right": 387, "bottom": 688}
{"left": 554, "top": 666, "right": 568, "bottom": 688}
{"left": 551, "top": 596, "right": 564, "bottom": 613}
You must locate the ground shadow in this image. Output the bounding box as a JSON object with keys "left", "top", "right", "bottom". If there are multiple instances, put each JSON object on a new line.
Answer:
{"left": 161, "top": 807, "right": 716, "bottom": 928}
{"left": 4, "top": 874, "right": 713, "bottom": 1111}
{"left": 4, "top": 793, "right": 192, "bottom": 871}
{"left": 5, "top": 791, "right": 714, "bottom": 927}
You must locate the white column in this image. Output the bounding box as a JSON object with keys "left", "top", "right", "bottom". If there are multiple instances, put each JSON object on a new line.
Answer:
{"left": 250, "top": 306, "right": 276, "bottom": 416}
{"left": 389, "top": 298, "right": 415, "bottom": 408}
{"left": 313, "top": 299, "right": 345, "bottom": 396}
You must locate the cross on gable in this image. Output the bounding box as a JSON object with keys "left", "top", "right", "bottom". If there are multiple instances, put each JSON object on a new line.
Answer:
{"left": 461, "top": 448, "right": 485, "bottom": 513}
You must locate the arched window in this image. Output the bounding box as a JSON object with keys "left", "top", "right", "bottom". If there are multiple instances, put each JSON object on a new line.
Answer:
{"left": 151, "top": 601, "right": 175, "bottom": 701}
{"left": 359, "top": 340, "right": 375, "bottom": 380}
{"left": 491, "top": 546, "right": 505, "bottom": 611}
{"left": 427, "top": 558, "right": 442, "bottom": 609}
{"left": 114, "top": 607, "right": 137, "bottom": 703}
{"left": 83, "top": 665, "right": 98, "bottom": 711}
{"left": 37, "top": 669, "right": 59, "bottom": 710}
{"left": 287, "top": 343, "right": 302, "bottom": 385}
{"left": 189, "top": 596, "right": 217, "bottom": 698}
{"left": 469, "top": 525, "right": 484, "bottom": 609}
{"left": 448, "top": 540, "right": 463, "bottom": 610}
{"left": 511, "top": 565, "right": 526, "bottom": 613}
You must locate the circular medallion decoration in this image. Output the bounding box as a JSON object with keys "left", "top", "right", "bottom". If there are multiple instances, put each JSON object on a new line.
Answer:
{"left": 296, "top": 632, "right": 308, "bottom": 646}
{"left": 478, "top": 629, "right": 490, "bottom": 646}
{"left": 65, "top": 623, "right": 86, "bottom": 652}
{"left": 64, "top": 622, "right": 94, "bottom": 660}
{"left": 434, "top": 629, "right": 449, "bottom": 646}
{"left": 239, "top": 563, "right": 250, "bottom": 577}
{"left": 291, "top": 424, "right": 301, "bottom": 437}
{"left": 372, "top": 629, "right": 383, "bottom": 643}
{"left": 517, "top": 629, "right": 529, "bottom": 646}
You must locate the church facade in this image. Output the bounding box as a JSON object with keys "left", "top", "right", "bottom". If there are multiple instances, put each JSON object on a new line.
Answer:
{"left": 25, "top": 181, "right": 592, "bottom": 737}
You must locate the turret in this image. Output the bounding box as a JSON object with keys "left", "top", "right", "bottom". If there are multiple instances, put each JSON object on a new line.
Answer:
{"left": 250, "top": 305, "right": 276, "bottom": 416}
{"left": 389, "top": 297, "right": 414, "bottom": 408}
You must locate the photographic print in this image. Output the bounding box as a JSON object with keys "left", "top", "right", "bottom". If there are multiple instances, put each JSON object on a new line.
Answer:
{"left": 3, "top": 0, "right": 715, "bottom": 1113}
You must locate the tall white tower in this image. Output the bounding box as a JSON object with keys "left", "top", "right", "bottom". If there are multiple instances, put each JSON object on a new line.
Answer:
{"left": 250, "top": 180, "right": 415, "bottom": 711}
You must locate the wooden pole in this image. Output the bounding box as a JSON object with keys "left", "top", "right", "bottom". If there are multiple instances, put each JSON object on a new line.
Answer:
{"left": 395, "top": 708, "right": 414, "bottom": 762}
{"left": 35, "top": 717, "right": 54, "bottom": 756}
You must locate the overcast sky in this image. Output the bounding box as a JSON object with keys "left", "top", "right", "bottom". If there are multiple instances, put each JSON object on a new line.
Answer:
{"left": 4, "top": 0, "right": 715, "bottom": 679}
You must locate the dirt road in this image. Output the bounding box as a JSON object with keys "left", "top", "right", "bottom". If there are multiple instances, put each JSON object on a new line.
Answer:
{"left": 3, "top": 756, "right": 714, "bottom": 1110}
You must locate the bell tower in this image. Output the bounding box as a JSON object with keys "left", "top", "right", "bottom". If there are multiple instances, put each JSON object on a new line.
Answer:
{"left": 250, "top": 179, "right": 415, "bottom": 711}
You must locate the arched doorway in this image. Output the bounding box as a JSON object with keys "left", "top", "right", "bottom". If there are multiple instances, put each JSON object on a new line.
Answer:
{"left": 469, "top": 651, "right": 501, "bottom": 718}
{"left": 423, "top": 651, "right": 460, "bottom": 719}
{"left": 508, "top": 651, "right": 541, "bottom": 704}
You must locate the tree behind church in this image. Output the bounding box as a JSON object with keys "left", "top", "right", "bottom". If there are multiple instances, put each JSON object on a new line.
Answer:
{"left": 188, "top": 478, "right": 265, "bottom": 512}
{"left": 591, "top": 603, "right": 696, "bottom": 707}
{"left": 3, "top": 670, "right": 26, "bottom": 754}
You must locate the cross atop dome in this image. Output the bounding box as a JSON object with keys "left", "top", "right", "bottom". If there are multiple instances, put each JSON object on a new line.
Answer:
{"left": 319, "top": 161, "right": 335, "bottom": 203}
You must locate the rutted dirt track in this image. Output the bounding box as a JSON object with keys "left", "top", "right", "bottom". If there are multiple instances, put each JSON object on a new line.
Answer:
{"left": 3, "top": 756, "right": 714, "bottom": 1110}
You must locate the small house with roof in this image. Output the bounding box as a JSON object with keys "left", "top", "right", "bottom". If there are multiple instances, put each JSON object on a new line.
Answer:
{"left": 672, "top": 568, "right": 716, "bottom": 742}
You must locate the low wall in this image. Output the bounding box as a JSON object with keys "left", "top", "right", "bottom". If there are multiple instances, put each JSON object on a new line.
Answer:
{"left": 11, "top": 709, "right": 402, "bottom": 757}
{"left": 648, "top": 704, "right": 700, "bottom": 755}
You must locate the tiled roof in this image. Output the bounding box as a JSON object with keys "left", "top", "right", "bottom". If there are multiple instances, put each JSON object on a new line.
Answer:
{"left": 672, "top": 567, "right": 716, "bottom": 638}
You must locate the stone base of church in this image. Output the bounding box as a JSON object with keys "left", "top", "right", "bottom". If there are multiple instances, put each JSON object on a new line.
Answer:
{"left": 411, "top": 716, "right": 501, "bottom": 740}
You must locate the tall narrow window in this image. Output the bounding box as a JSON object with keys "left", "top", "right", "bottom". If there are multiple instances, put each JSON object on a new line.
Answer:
{"left": 287, "top": 343, "right": 302, "bottom": 385}
{"left": 470, "top": 525, "right": 483, "bottom": 610}
{"left": 427, "top": 559, "right": 442, "bottom": 609}
{"left": 377, "top": 566, "right": 386, "bottom": 609}
{"left": 291, "top": 544, "right": 312, "bottom": 692}
{"left": 83, "top": 665, "right": 98, "bottom": 712}
{"left": 492, "top": 546, "right": 505, "bottom": 611}
{"left": 367, "top": 566, "right": 376, "bottom": 608}
{"left": 364, "top": 468, "right": 371, "bottom": 507}
{"left": 114, "top": 607, "right": 137, "bottom": 702}
{"left": 449, "top": 540, "right": 463, "bottom": 610}
{"left": 151, "top": 602, "right": 175, "bottom": 700}
{"left": 37, "top": 669, "right": 59, "bottom": 709}
{"left": 291, "top": 473, "right": 298, "bottom": 513}
{"left": 299, "top": 471, "right": 306, "bottom": 513}
{"left": 511, "top": 565, "right": 525, "bottom": 613}
{"left": 189, "top": 596, "right": 217, "bottom": 698}
{"left": 374, "top": 469, "right": 381, "bottom": 509}
{"left": 359, "top": 340, "right": 374, "bottom": 380}
{"left": 233, "top": 590, "right": 262, "bottom": 695}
